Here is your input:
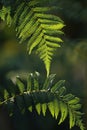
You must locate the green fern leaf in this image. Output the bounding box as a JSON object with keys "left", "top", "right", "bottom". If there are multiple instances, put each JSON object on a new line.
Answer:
{"left": 41, "top": 23, "right": 65, "bottom": 30}
{"left": 58, "top": 86, "right": 66, "bottom": 96}
{"left": 51, "top": 80, "right": 65, "bottom": 92}
{"left": 44, "top": 30, "right": 64, "bottom": 35}
{"left": 58, "top": 101, "right": 68, "bottom": 124}
{"left": 48, "top": 101, "right": 55, "bottom": 117}
{"left": 32, "top": 7, "right": 55, "bottom": 12}
{"left": 35, "top": 13, "right": 63, "bottom": 22}
{"left": 63, "top": 94, "right": 75, "bottom": 101}
{"left": 16, "top": 76, "right": 25, "bottom": 93}
{"left": 27, "top": 73, "right": 33, "bottom": 91}
{"left": 54, "top": 99, "right": 60, "bottom": 119}
{"left": 0, "top": 6, "right": 12, "bottom": 26}
{"left": 29, "top": 31, "right": 43, "bottom": 54}
{"left": 44, "top": 35, "right": 63, "bottom": 43}
{"left": 18, "top": 6, "right": 29, "bottom": 25}
{"left": 47, "top": 93, "right": 55, "bottom": 117}
{"left": 43, "top": 74, "right": 56, "bottom": 90}
{"left": 28, "top": 0, "right": 40, "bottom": 7}
{"left": 28, "top": 106, "right": 33, "bottom": 112}
{"left": 44, "top": 58, "right": 51, "bottom": 77}
{"left": 22, "top": 25, "right": 41, "bottom": 46}
{"left": 19, "top": 15, "right": 36, "bottom": 39}
{"left": 69, "top": 108, "right": 75, "bottom": 129}
{"left": 33, "top": 71, "right": 40, "bottom": 90}
{"left": 68, "top": 97, "right": 80, "bottom": 105}
{"left": 17, "top": 10, "right": 33, "bottom": 36}
{"left": 35, "top": 103, "right": 41, "bottom": 115}
{"left": 27, "top": 24, "right": 41, "bottom": 47}
{"left": 41, "top": 103, "right": 47, "bottom": 116}
{"left": 32, "top": 92, "right": 41, "bottom": 114}
{"left": 38, "top": 18, "right": 58, "bottom": 24}
{"left": 70, "top": 104, "right": 82, "bottom": 110}
{"left": 13, "top": 3, "right": 25, "bottom": 26}
{"left": 46, "top": 41, "right": 61, "bottom": 48}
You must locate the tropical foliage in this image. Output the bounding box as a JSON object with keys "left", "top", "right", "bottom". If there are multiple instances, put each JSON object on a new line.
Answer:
{"left": 0, "top": 0, "right": 85, "bottom": 130}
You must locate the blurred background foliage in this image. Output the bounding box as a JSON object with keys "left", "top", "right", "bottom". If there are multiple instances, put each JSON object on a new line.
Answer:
{"left": 0, "top": 0, "right": 87, "bottom": 130}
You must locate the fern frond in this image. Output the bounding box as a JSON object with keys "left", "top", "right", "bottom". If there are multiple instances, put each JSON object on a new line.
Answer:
{"left": 0, "top": 72, "right": 85, "bottom": 130}
{"left": 0, "top": 1, "right": 65, "bottom": 77}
